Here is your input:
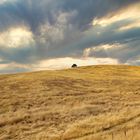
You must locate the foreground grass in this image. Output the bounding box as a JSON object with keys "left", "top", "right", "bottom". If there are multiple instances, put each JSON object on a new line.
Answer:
{"left": 0, "top": 65, "right": 140, "bottom": 140}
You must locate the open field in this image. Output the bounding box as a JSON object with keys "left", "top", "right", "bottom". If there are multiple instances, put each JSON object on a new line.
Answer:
{"left": 0, "top": 65, "right": 140, "bottom": 140}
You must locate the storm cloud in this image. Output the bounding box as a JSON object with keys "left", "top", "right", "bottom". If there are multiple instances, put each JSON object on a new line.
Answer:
{"left": 0, "top": 0, "right": 140, "bottom": 73}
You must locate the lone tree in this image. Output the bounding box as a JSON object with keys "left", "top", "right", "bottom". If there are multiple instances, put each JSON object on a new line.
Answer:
{"left": 71, "top": 64, "right": 77, "bottom": 68}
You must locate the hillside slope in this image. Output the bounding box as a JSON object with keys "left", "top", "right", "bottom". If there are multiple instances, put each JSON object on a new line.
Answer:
{"left": 0, "top": 65, "right": 140, "bottom": 140}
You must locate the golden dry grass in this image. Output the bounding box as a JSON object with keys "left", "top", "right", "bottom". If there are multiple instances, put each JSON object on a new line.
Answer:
{"left": 0, "top": 65, "right": 140, "bottom": 140}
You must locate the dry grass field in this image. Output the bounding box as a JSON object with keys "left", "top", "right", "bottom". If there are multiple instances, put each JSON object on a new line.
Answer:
{"left": 0, "top": 65, "right": 140, "bottom": 140}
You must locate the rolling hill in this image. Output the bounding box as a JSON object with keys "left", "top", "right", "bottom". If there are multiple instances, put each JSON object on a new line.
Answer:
{"left": 0, "top": 65, "right": 140, "bottom": 140}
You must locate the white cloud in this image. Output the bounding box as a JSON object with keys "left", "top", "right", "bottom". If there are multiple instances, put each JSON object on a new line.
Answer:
{"left": 0, "top": 0, "right": 17, "bottom": 5}
{"left": 82, "top": 39, "right": 140, "bottom": 64}
{"left": 0, "top": 27, "right": 35, "bottom": 48}
{"left": 0, "top": 60, "right": 31, "bottom": 74}
{"left": 31, "top": 57, "right": 119, "bottom": 71}
{"left": 92, "top": 3, "right": 140, "bottom": 28}
{"left": 83, "top": 44, "right": 122, "bottom": 58}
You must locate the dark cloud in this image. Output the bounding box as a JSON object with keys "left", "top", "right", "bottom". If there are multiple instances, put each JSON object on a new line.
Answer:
{"left": 0, "top": 0, "right": 139, "bottom": 31}
{"left": 0, "top": 0, "right": 140, "bottom": 73}
{"left": 61, "top": 0, "right": 139, "bottom": 29}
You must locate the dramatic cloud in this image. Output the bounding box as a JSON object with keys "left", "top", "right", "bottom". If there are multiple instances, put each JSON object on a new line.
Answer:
{"left": 0, "top": 0, "right": 140, "bottom": 73}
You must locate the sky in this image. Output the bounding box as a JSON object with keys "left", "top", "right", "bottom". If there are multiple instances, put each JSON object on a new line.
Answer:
{"left": 0, "top": 0, "right": 140, "bottom": 73}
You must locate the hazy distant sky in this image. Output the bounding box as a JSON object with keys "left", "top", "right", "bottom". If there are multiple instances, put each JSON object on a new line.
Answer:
{"left": 0, "top": 0, "right": 140, "bottom": 73}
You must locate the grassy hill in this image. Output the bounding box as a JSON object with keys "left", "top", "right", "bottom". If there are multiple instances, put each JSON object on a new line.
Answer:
{"left": 0, "top": 65, "right": 140, "bottom": 140}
